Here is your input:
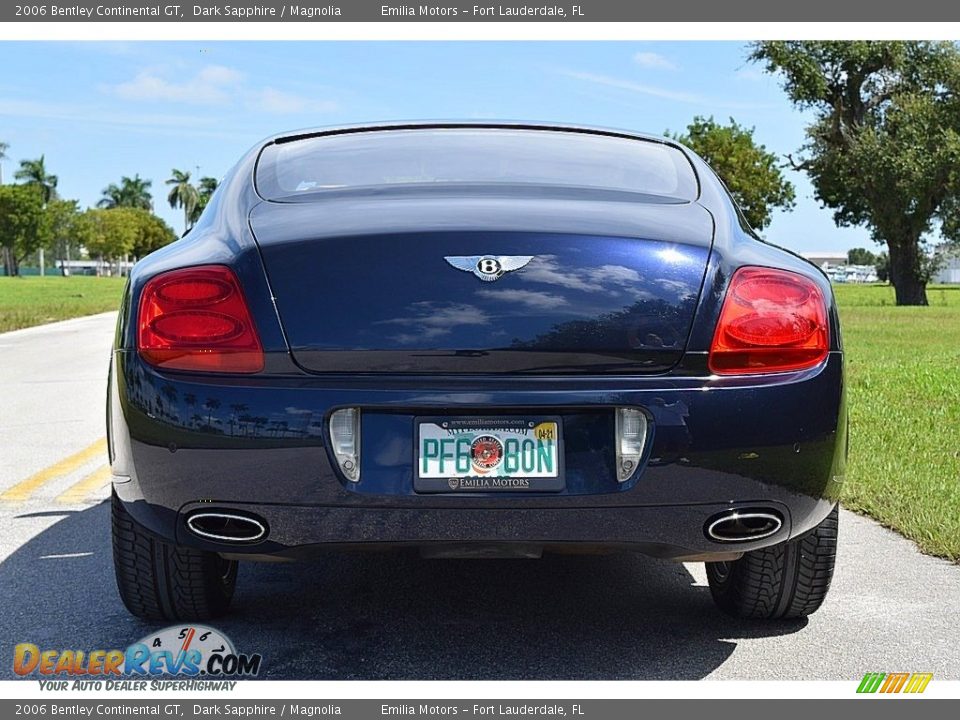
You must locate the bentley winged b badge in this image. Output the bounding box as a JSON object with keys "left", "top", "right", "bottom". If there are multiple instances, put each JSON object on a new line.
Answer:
{"left": 444, "top": 255, "right": 535, "bottom": 282}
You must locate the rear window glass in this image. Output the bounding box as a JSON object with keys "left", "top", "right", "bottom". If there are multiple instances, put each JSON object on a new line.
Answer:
{"left": 255, "top": 128, "right": 698, "bottom": 201}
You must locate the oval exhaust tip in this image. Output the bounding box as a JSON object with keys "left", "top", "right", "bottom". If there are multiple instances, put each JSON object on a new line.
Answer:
{"left": 186, "top": 512, "right": 267, "bottom": 543}
{"left": 705, "top": 510, "right": 782, "bottom": 543}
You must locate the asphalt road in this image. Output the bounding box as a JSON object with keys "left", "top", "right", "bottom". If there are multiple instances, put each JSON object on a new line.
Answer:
{"left": 1, "top": 312, "right": 958, "bottom": 680}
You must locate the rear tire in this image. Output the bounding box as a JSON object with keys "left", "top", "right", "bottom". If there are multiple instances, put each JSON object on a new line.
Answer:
{"left": 706, "top": 504, "right": 838, "bottom": 619}
{"left": 112, "top": 491, "right": 237, "bottom": 620}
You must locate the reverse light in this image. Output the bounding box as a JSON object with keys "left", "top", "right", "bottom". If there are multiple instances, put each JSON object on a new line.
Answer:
{"left": 137, "top": 265, "right": 264, "bottom": 373}
{"left": 616, "top": 408, "right": 648, "bottom": 482}
{"left": 330, "top": 408, "right": 361, "bottom": 482}
{"left": 708, "top": 267, "right": 829, "bottom": 375}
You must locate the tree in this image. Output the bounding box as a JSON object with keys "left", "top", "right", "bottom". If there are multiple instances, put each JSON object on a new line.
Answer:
{"left": 39, "top": 199, "right": 81, "bottom": 274}
{"left": 0, "top": 184, "right": 45, "bottom": 276}
{"left": 189, "top": 176, "right": 219, "bottom": 225}
{"left": 166, "top": 169, "right": 199, "bottom": 234}
{"left": 874, "top": 252, "right": 890, "bottom": 282}
{"left": 751, "top": 41, "right": 960, "bottom": 305}
{"left": 670, "top": 116, "right": 795, "bottom": 230}
{"left": 74, "top": 208, "right": 138, "bottom": 270}
{"left": 847, "top": 247, "right": 878, "bottom": 266}
{"left": 0, "top": 141, "right": 8, "bottom": 183}
{"left": 127, "top": 208, "right": 177, "bottom": 259}
{"left": 14, "top": 155, "right": 58, "bottom": 204}
{"left": 98, "top": 174, "right": 153, "bottom": 210}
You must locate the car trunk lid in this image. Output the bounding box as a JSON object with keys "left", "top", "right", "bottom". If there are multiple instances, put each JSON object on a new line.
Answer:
{"left": 249, "top": 192, "right": 713, "bottom": 374}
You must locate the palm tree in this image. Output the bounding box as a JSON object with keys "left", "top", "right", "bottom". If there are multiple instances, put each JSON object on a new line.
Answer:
{"left": 15, "top": 155, "right": 58, "bottom": 204}
{"left": 228, "top": 403, "right": 248, "bottom": 436}
{"left": 188, "top": 176, "right": 219, "bottom": 225}
{"left": 98, "top": 174, "right": 152, "bottom": 210}
{"left": 0, "top": 141, "right": 8, "bottom": 184}
{"left": 166, "top": 169, "right": 199, "bottom": 233}
{"left": 204, "top": 397, "right": 221, "bottom": 429}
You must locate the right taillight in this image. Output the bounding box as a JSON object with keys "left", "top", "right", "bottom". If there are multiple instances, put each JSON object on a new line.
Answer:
{"left": 708, "top": 267, "right": 829, "bottom": 375}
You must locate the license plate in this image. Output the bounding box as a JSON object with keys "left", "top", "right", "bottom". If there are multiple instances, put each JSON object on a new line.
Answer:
{"left": 415, "top": 417, "right": 563, "bottom": 493}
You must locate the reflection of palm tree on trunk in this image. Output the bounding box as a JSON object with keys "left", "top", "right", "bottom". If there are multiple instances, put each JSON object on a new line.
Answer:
{"left": 239, "top": 414, "right": 255, "bottom": 436}
{"left": 229, "top": 403, "right": 248, "bottom": 436}
{"left": 204, "top": 397, "right": 221, "bottom": 429}
{"left": 160, "top": 384, "right": 179, "bottom": 422}
{"left": 184, "top": 393, "right": 197, "bottom": 427}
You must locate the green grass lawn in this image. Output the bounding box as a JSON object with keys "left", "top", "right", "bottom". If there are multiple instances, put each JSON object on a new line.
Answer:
{"left": 834, "top": 284, "right": 960, "bottom": 560}
{"left": 0, "top": 275, "right": 126, "bottom": 333}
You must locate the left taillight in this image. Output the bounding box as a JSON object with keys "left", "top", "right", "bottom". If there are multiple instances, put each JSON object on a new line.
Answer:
{"left": 137, "top": 265, "right": 264, "bottom": 373}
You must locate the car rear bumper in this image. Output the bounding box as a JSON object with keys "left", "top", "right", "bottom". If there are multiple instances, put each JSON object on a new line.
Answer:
{"left": 109, "top": 350, "right": 846, "bottom": 562}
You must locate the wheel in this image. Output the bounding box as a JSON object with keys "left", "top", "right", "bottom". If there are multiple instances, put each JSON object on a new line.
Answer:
{"left": 112, "top": 491, "right": 237, "bottom": 620}
{"left": 706, "top": 504, "right": 838, "bottom": 619}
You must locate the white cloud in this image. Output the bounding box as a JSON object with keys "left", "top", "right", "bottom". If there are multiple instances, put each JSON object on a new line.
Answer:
{"left": 734, "top": 67, "right": 766, "bottom": 82}
{"left": 475, "top": 288, "right": 569, "bottom": 310}
{"left": 634, "top": 52, "right": 678, "bottom": 71}
{"left": 104, "top": 65, "right": 339, "bottom": 116}
{"left": 378, "top": 302, "right": 490, "bottom": 344}
{"left": 247, "top": 87, "right": 339, "bottom": 115}
{"left": 561, "top": 69, "right": 705, "bottom": 105}
{"left": 0, "top": 97, "right": 214, "bottom": 130}
{"left": 560, "top": 69, "right": 775, "bottom": 111}
{"left": 110, "top": 65, "right": 243, "bottom": 105}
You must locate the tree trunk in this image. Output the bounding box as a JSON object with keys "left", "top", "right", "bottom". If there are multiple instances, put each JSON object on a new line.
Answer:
{"left": 887, "top": 237, "right": 929, "bottom": 306}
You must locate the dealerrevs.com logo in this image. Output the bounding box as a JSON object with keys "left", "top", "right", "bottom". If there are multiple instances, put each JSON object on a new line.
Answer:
{"left": 14, "top": 625, "right": 261, "bottom": 689}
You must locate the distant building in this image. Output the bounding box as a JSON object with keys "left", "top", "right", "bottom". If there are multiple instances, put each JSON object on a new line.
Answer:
{"left": 801, "top": 252, "right": 848, "bottom": 269}
{"left": 933, "top": 247, "right": 960, "bottom": 284}
{"left": 800, "top": 251, "right": 878, "bottom": 283}
{"left": 828, "top": 264, "right": 879, "bottom": 283}
{"left": 18, "top": 259, "right": 134, "bottom": 277}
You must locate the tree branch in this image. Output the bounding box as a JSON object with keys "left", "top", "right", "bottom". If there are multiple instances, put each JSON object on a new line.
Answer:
{"left": 784, "top": 153, "right": 812, "bottom": 172}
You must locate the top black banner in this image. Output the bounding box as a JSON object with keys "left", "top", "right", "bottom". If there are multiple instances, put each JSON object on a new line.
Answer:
{"left": 2, "top": 0, "right": 955, "bottom": 22}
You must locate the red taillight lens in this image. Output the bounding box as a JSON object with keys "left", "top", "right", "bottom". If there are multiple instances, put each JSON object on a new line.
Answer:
{"left": 708, "top": 267, "right": 829, "bottom": 375}
{"left": 137, "top": 265, "right": 264, "bottom": 373}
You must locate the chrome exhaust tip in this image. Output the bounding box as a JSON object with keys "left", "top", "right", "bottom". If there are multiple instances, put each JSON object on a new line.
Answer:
{"left": 186, "top": 512, "right": 267, "bottom": 543}
{"left": 705, "top": 510, "right": 783, "bottom": 543}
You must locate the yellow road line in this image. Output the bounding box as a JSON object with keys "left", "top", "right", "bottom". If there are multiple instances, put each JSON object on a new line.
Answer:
{"left": 1, "top": 439, "right": 108, "bottom": 503}
{"left": 56, "top": 464, "right": 112, "bottom": 505}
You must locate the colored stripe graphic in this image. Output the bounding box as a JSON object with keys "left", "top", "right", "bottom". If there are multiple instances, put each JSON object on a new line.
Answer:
{"left": 857, "top": 672, "right": 932, "bottom": 694}
{"left": 881, "top": 673, "right": 910, "bottom": 693}
{"left": 904, "top": 673, "right": 933, "bottom": 694}
{"left": 857, "top": 673, "right": 886, "bottom": 693}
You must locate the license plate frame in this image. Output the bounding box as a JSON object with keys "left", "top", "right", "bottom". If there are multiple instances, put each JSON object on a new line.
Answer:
{"left": 414, "top": 416, "right": 564, "bottom": 493}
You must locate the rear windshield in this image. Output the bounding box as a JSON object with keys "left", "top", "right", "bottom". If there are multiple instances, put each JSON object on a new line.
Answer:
{"left": 255, "top": 127, "right": 698, "bottom": 201}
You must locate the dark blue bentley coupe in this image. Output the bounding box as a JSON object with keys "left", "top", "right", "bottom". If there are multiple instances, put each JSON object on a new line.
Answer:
{"left": 108, "top": 123, "right": 845, "bottom": 621}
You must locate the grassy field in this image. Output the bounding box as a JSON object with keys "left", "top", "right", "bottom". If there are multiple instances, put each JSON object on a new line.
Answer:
{"left": 0, "top": 275, "right": 126, "bottom": 333}
{"left": 0, "top": 275, "right": 957, "bottom": 558}
{"left": 834, "top": 284, "right": 960, "bottom": 560}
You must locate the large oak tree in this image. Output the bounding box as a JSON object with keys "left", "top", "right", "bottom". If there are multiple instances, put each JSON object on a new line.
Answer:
{"left": 752, "top": 41, "right": 960, "bottom": 305}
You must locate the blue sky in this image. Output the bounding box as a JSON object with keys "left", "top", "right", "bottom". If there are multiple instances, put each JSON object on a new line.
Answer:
{"left": 0, "top": 41, "right": 872, "bottom": 254}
